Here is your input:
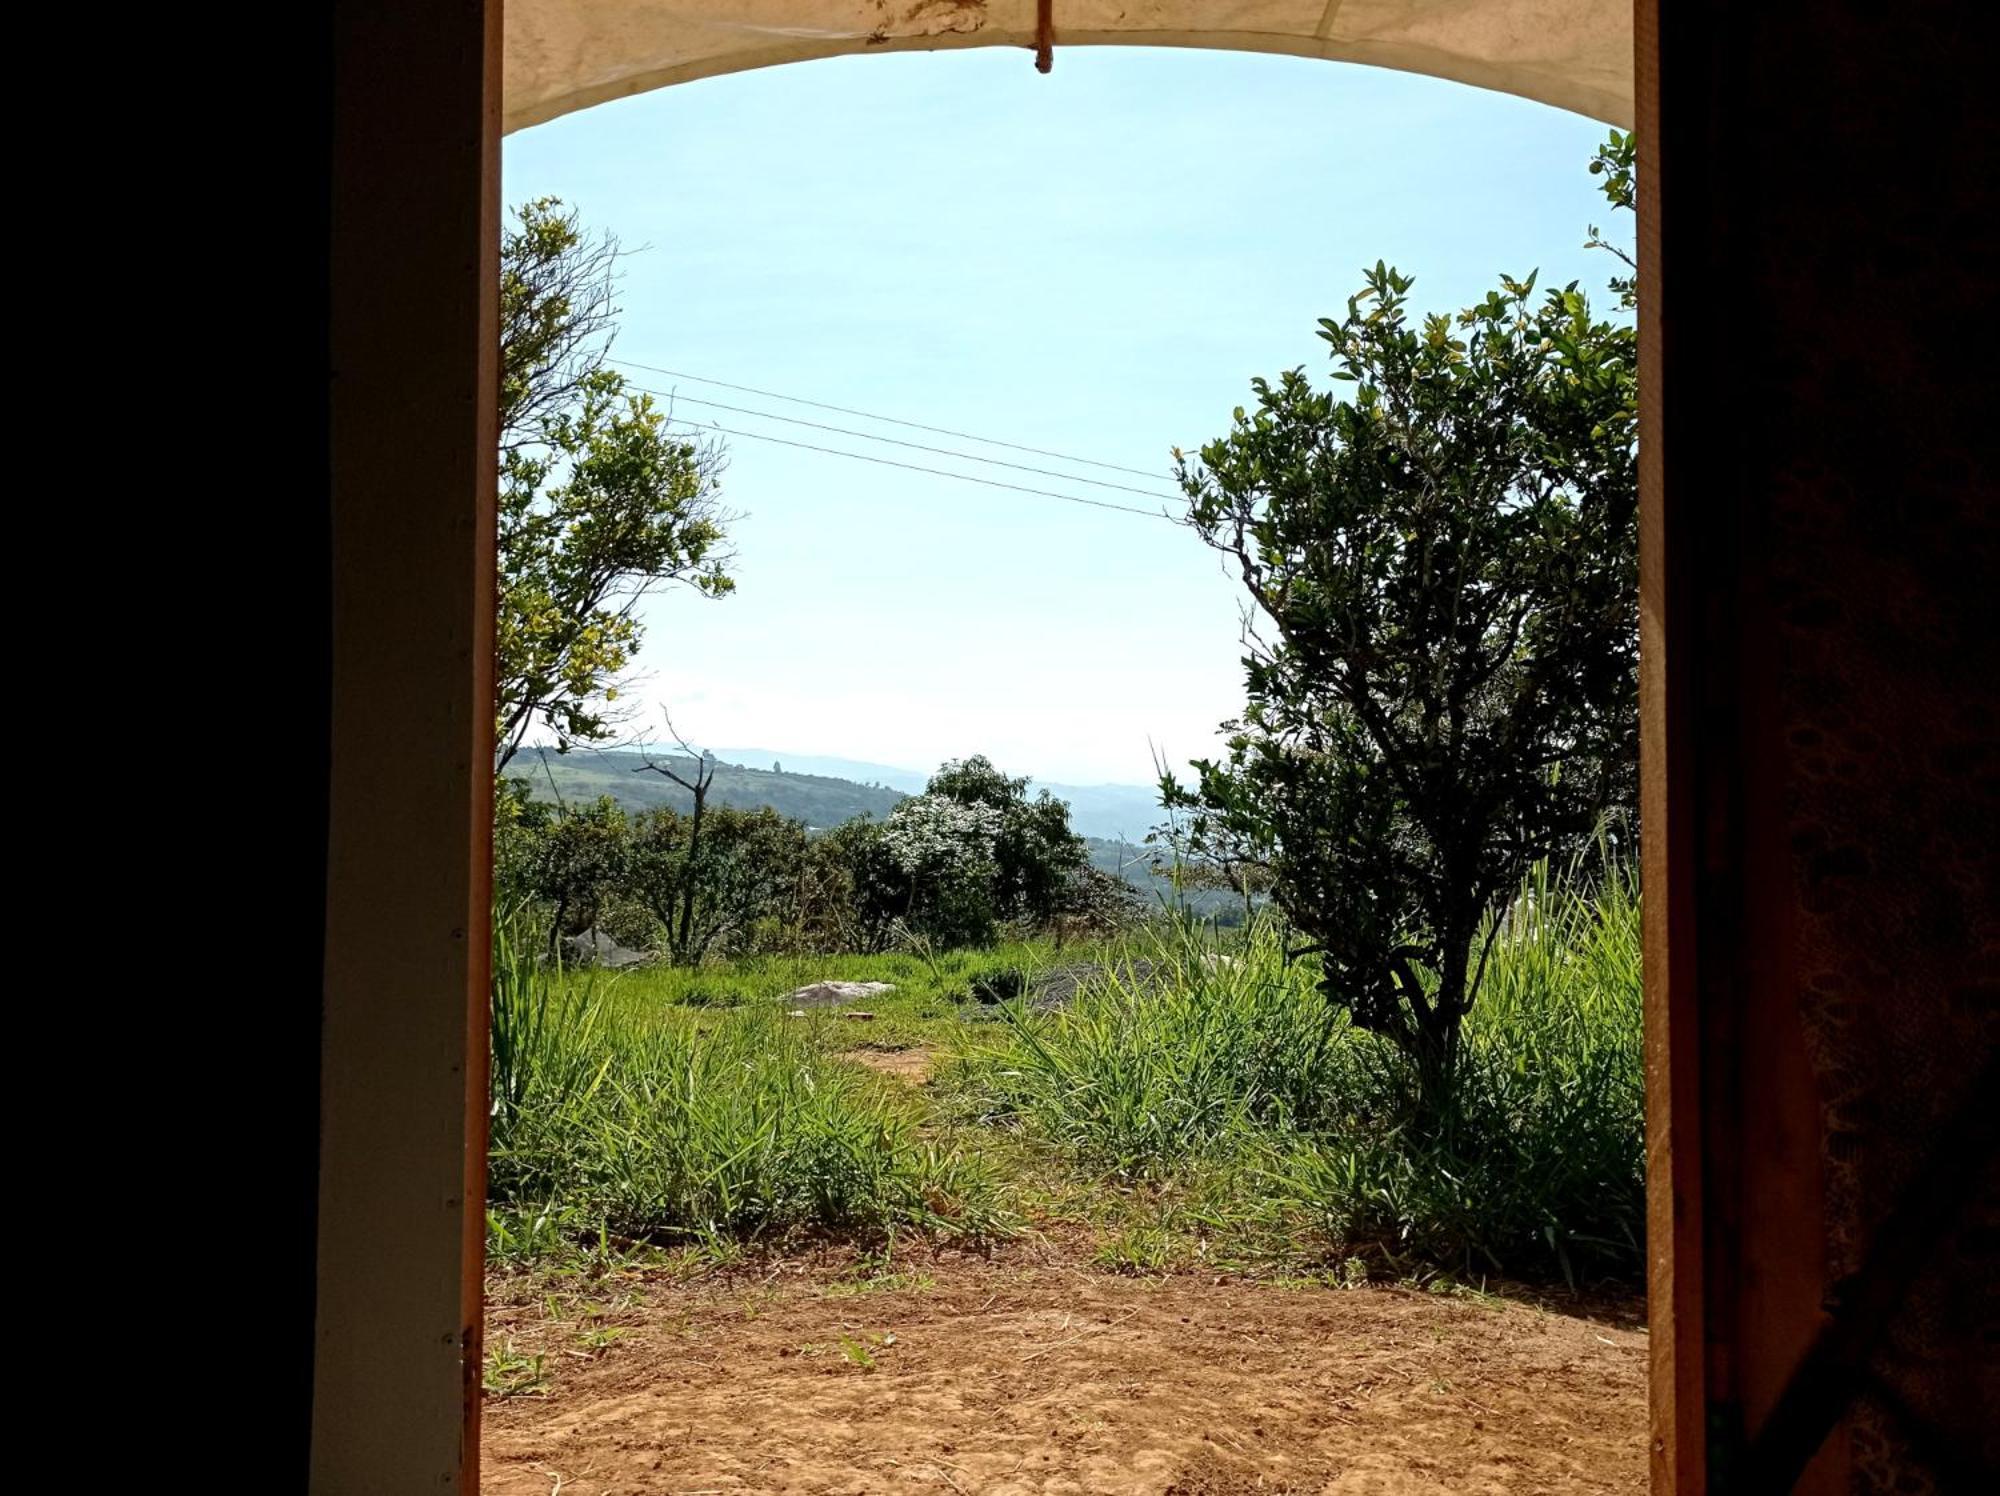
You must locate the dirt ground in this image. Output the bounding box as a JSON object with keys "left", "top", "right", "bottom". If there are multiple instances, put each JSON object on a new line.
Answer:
{"left": 841, "top": 1046, "right": 942, "bottom": 1084}
{"left": 482, "top": 1246, "right": 1648, "bottom": 1495}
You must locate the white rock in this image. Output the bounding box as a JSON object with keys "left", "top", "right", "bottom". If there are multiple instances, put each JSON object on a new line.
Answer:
{"left": 784, "top": 980, "right": 897, "bottom": 1007}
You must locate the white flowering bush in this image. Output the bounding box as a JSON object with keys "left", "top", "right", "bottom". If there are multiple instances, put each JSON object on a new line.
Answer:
{"left": 865, "top": 795, "right": 1005, "bottom": 947}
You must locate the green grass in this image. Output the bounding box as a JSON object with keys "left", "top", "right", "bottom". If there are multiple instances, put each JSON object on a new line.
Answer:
{"left": 942, "top": 862, "right": 1645, "bottom": 1285}
{"left": 489, "top": 863, "right": 1645, "bottom": 1288}
{"left": 482, "top": 1339, "right": 550, "bottom": 1398}
{"left": 488, "top": 918, "right": 1018, "bottom": 1253}
{"left": 563, "top": 939, "right": 1066, "bottom": 1052}
{"left": 938, "top": 921, "right": 1334, "bottom": 1177}
{"left": 1282, "top": 856, "right": 1646, "bottom": 1284}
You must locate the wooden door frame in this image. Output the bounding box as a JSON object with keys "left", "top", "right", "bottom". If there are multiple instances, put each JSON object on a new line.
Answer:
{"left": 315, "top": 1, "right": 501, "bottom": 1487}
{"left": 311, "top": 3, "right": 1747, "bottom": 1490}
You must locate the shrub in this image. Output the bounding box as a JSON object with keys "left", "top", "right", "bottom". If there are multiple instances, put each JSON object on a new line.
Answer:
{"left": 945, "top": 860, "right": 1644, "bottom": 1283}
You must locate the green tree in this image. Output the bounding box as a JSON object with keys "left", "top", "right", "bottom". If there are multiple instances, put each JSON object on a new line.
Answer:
{"left": 1164, "top": 140, "right": 1639, "bottom": 1104}
{"left": 495, "top": 199, "right": 736, "bottom": 770}
{"left": 800, "top": 816, "right": 884, "bottom": 952}
{"left": 1585, "top": 129, "right": 1636, "bottom": 310}
{"left": 500, "top": 197, "right": 621, "bottom": 449}
{"left": 1046, "top": 863, "right": 1145, "bottom": 945}
{"left": 925, "top": 755, "right": 1088, "bottom": 926}
{"left": 622, "top": 716, "right": 811, "bottom": 964}
{"left": 497, "top": 791, "right": 632, "bottom": 950}
{"left": 857, "top": 756, "right": 1090, "bottom": 947}
{"left": 629, "top": 803, "right": 807, "bottom": 964}
{"left": 861, "top": 793, "right": 1004, "bottom": 949}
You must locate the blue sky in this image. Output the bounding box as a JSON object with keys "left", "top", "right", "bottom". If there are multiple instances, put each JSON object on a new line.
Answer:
{"left": 504, "top": 45, "right": 1619, "bottom": 786}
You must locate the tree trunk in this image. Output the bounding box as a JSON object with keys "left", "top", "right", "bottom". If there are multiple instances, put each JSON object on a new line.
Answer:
{"left": 675, "top": 785, "right": 705, "bottom": 965}
{"left": 547, "top": 895, "right": 568, "bottom": 960}
{"left": 1409, "top": 1018, "right": 1462, "bottom": 1125}
{"left": 1409, "top": 927, "right": 1473, "bottom": 1129}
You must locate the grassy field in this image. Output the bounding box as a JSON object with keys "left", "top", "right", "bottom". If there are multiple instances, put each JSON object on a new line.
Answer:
{"left": 488, "top": 861, "right": 1644, "bottom": 1290}
{"left": 569, "top": 939, "right": 1058, "bottom": 1050}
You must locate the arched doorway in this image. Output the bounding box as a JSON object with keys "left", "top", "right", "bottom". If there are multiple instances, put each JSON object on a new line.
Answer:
{"left": 312, "top": 3, "right": 1999, "bottom": 1492}
{"left": 502, "top": 0, "right": 1634, "bottom": 131}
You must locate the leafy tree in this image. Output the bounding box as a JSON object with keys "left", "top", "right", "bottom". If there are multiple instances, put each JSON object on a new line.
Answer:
{"left": 795, "top": 816, "right": 883, "bottom": 952}
{"left": 629, "top": 803, "right": 806, "bottom": 964}
{"left": 497, "top": 791, "right": 632, "bottom": 950}
{"left": 857, "top": 756, "right": 1091, "bottom": 947}
{"left": 862, "top": 793, "right": 1005, "bottom": 948}
{"left": 1585, "top": 129, "right": 1636, "bottom": 309}
{"left": 491, "top": 778, "right": 547, "bottom": 910}
{"left": 1148, "top": 744, "right": 1278, "bottom": 926}
{"left": 628, "top": 719, "right": 722, "bottom": 962}
{"left": 618, "top": 715, "right": 813, "bottom": 963}
{"left": 500, "top": 198, "right": 622, "bottom": 449}
{"left": 1163, "top": 139, "right": 1639, "bottom": 1104}
{"left": 925, "top": 756, "right": 1088, "bottom": 926}
{"left": 494, "top": 199, "right": 736, "bottom": 770}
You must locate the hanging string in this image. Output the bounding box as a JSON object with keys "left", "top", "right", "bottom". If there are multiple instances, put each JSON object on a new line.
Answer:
{"left": 1035, "top": 0, "right": 1053, "bottom": 73}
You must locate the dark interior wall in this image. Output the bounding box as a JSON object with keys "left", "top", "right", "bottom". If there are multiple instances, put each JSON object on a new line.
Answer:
{"left": 1647, "top": 4, "right": 1999, "bottom": 1491}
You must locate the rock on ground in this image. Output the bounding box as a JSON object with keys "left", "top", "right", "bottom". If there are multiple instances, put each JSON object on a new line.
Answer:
{"left": 1024, "top": 959, "right": 1161, "bottom": 1010}
{"left": 560, "top": 929, "right": 657, "bottom": 969}
{"left": 784, "top": 980, "right": 897, "bottom": 1008}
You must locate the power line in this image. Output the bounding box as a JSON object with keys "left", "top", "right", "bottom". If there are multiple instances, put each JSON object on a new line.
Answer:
{"left": 661, "top": 414, "right": 1181, "bottom": 523}
{"left": 610, "top": 358, "right": 1171, "bottom": 482}
{"left": 621, "top": 382, "right": 1182, "bottom": 503}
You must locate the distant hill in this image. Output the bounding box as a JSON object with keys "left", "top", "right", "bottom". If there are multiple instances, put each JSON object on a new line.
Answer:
{"left": 710, "top": 747, "right": 1165, "bottom": 842}
{"left": 1083, "top": 836, "right": 1252, "bottom": 922}
{"left": 711, "top": 749, "right": 927, "bottom": 795}
{"left": 1036, "top": 782, "right": 1166, "bottom": 843}
{"left": 506, "top": 749, "right": 904, "bottom": 827}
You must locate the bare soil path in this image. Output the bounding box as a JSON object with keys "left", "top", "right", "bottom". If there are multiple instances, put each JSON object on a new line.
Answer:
{"left": 483, "top": 1248, "right": 1646, "bottom": 1495}
{"left": 840, "top": 1046, "right": 941, "bottom": 1084}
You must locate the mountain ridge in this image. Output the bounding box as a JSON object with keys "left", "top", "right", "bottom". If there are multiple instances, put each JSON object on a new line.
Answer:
{"left": 549, "top": 744, "right": 1166, "bottom": 842}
